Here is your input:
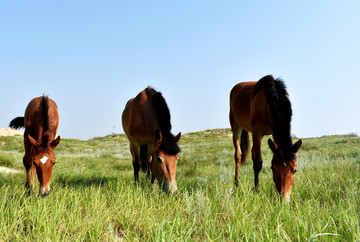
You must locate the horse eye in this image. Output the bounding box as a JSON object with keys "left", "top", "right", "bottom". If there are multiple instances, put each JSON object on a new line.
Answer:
{"left": 157, "top": 157, "right": 162, "bottom": 164}
{"left": 293, "top": 169, "right": 297, "bottom": 174}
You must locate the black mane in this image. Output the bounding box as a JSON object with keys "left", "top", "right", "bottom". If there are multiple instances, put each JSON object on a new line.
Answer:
{"left": 273, "top": 147, "right": 296, "bottom": 164}
{"left": 41, "top": 95, "right": 51, "bottom": 147}
{"left": 148, "top": 87, "right": 172, "bottom": 133}
{"left": 147, "top": 87, "right": 180, "bottom": 155}
{"left": 254, "top": 75, "right": 293, "bottom": 149}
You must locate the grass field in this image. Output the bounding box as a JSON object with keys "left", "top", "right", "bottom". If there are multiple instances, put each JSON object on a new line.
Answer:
{"left": 0, "top": 129, "right": 359, "bottom": 241}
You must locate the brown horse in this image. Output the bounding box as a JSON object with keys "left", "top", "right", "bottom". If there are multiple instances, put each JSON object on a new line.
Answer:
{"left": 229, "top": 75, "right": 302, "bottom": 202}
{"left": 9, "top": 95, "right": 60, "bottom": 197}
{"left": 122, "top": 87, "right": 181, "bottom": 194}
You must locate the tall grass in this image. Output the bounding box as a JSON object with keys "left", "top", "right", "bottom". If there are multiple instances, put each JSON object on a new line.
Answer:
{"left": 0, "top": 131, "right": 359, "bottom": 240}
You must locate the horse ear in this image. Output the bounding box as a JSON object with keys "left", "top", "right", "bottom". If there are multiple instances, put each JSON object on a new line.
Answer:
{"left": 27, "top": 134, "right": 40, "bottom": 148}
{"left": 154, "top": 129, "right": 162, "bottom": 144}
{"left": 292, "top": 139, "right": 302, "bottom": 154}
{"left": 268, "top": 138, "right": 277, "bottom": 152}
{"left": 174, "top": 132, "right": 181, "bottom": 143}
{"left": 51, "top": 136, "right": 61, "bottom": 148}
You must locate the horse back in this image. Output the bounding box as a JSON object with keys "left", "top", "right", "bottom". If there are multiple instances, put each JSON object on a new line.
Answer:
{"left": 230, "top": 81, "right": 273, "bottom": 135}
{"left": 122, "top": 89, "right": 158, "bottom": 144}
{"left": 24, "top": 96, "right": 59, "bottom": 142}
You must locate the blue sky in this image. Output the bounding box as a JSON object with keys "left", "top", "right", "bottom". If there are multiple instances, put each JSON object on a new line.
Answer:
{"left": 1, "top": 1, "right": 359, "bottom": 140}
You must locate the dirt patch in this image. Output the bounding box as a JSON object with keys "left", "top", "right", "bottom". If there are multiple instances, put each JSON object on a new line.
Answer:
{"left": 0, "top": 127, "right": 24, "bottom": 136}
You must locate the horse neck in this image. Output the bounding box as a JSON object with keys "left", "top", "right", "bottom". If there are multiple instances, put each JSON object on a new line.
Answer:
{"left": 41, "top": 131, "right": 54, "bottom": 146}
{"left": 273, "top": 125, "right": 293, "bottom": 149}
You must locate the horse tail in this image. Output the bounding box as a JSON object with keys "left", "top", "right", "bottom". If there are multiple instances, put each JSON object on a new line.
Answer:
{"left": 9, "top": 117, "right": 25, "bottom": 130}
{"left": 140, "top": 144, "right": 148, "bottom": 172}
{"left": 240, "top": 129, "right": 249, "bottom": 163}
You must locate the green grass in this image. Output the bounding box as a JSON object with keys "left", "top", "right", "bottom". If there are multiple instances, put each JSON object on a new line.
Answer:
{"left": 0, "top": 130, "right": 359, "bottom": 240}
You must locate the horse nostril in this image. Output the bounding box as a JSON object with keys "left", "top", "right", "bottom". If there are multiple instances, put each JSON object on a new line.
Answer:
{"left": 38, "top": 186, "right": 50, "bottom": 197}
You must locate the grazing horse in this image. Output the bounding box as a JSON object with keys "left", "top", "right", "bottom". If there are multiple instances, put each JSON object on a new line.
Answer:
{"left": 122, "top": 87, "right": 181, "bottom": 194}
{"left": 9, "top": 95, "right": 60, "bottom": 197}
{"left": 229, "top": 75, "right": 302, "bottom": 202}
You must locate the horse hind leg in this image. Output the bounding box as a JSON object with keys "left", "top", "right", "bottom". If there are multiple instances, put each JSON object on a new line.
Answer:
{"left": 240, "top": 129, "right": 249, "bottom": 165}
{"left": 230, "top": 115, "right": 242, "bottom": 186}
{"left": 130, "top": 143, "right": 141, "bottom": 184}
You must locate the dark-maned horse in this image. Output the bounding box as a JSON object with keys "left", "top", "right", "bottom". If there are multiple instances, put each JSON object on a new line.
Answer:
{"left": 229, "top": 75, "right": 302, "bottom": 202}
{"left": 9, "top": 95, "right": 60, "bottom": 197}
{"left": 122, "top": 87, "right": 181, "bottom": 194}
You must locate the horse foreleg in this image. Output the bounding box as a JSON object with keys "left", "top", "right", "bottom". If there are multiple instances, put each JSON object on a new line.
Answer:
{"left": 151, "top": 175, "right": 156, "bottom": 185}
{"left": 23, "top": 138, "right": 35, "bottom": 194}
{"left": 23, "top": 158, "right": 35, "bottom": 194}
{"left": 133, "top": 162, "right": 140, "bottom": 185}
{"left": 146, "top": 145, "right": 152, "bottom": 179}
{"left": 252, "top": 134, "right": 263, "bottom": 192}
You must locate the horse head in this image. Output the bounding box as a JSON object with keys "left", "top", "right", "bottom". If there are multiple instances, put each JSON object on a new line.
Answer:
{"left": 27, "top": 134, "right": 60, "bottom": 197}
{"left": 268, "top": 138, "right": 302, "bottom": 202}
{"left": 151, "top": 129, "right": 181, "bottom": 194}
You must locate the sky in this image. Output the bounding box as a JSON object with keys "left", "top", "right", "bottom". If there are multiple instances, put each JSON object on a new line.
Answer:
{"left": 1, "top": 1, "right": 359, "bottom": 140}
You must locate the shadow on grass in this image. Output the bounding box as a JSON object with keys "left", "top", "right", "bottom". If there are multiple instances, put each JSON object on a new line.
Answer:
{"left": 55, "top": 174, "right": 120, "bottom": 188}
{"left": 54, "top": 173, "right": 154, "bottom": 191}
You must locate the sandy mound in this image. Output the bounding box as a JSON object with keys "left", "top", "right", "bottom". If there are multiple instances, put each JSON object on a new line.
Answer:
{"left": 0, "top": 166, "right": 21, "bottom": 174}
{"left": 0, "top": 127, "right": 24, "bottom": 136}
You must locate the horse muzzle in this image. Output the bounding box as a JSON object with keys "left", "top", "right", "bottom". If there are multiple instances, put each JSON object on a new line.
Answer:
{"left": 38, "top": 185, "right": 50, "bottom": 197}
{"left": 162, "top": 180, "right": 178, "bottom": 194}
{"left": 278, "top": 190, "right": 291, "bottom": 203}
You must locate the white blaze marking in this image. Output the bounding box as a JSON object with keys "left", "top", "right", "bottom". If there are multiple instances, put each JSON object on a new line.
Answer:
{"left": 40, "top": 156, "right": 48, "bottom": 164}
